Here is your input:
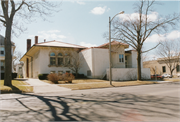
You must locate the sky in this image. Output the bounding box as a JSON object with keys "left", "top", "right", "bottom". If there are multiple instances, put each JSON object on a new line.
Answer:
{"left": 0, "top": 0, "right": 180, "bottom": 61}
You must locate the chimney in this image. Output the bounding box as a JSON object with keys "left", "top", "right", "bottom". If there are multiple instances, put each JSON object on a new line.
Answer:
{"left": 27, "top": 39, "right": 31, "bottom": 51}
{"left": 35, "top": 36, "right": 38, "bottom": 44}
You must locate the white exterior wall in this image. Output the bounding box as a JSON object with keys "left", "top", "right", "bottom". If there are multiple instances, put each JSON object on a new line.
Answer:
{"left": 107, "top": 68, "right": 150, "bottom": 81}
{"left": 112, "top": 46, "right": 125, "bottom": 68}
{"left": 22, "top": 57, "right": 31, "bottom": 78}
{"left": 37, "top": 48, "right": 73, "bottom": 76}
{"left": 92, "top": 48, "right": 109, "bottom": 78}
{"left": 79, "top": 48, "right": 93, "bottom": 78}
{"left": 131, "top": 51, "right": 137, "bottom": 68}
{"left": 126, "top": 51, "right": 143, "bottom": 68}
{"left": 79, "top": 47, "right": 127, "bottom": 78}
{"left": 33, "top": 50, "right": 40, "bottom": 78}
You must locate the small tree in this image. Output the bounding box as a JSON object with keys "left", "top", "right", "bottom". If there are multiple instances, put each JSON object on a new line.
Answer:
{"left": 157, "top": 40, "right": 180, "bottom": 76}
{"left": 67, "top": 52, "right": 83, "bottom": 77}
{"left": 109, "top": 0, "right": 179, "bottom": 80}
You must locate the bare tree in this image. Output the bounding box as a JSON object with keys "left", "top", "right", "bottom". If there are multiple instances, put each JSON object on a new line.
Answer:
{"left": 67, "top": 52, "right": 83, "bottom": 77}
{"left": 157, "top": 40, "right": 180, "bottom": 76}
{"left": 110, "top": 0, "right": 179, "bottom": 80}
{"left": 0, "top": 0, "right": 60, "bottom": 86}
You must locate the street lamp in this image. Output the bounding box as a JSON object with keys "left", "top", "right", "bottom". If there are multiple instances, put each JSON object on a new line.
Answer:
{"left": 109, "top": 11, "right": 124, "bottom": 85}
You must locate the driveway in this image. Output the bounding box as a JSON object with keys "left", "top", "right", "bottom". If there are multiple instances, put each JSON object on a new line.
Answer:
{"left": 25, "top": 78, "right": 71, "bottom": 93}
{"left": 0, "top": 82, "right": 180, "bottom": 121}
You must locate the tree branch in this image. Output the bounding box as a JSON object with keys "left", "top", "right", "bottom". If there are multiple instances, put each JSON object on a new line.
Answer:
{"left": 142, "top": 43, "right": 160, "bottom": 53}
{"left": 15, "top": 0, "right": 24, "bottom": 12}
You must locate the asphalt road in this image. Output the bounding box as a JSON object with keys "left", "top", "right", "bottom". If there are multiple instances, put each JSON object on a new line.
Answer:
{"left": 0, "top": 82, "right": 180, "bottom": 122}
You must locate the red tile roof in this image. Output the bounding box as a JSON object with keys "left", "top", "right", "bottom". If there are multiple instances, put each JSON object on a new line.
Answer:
{"left": 97, "top": 40, "right": 129, "bottom": 48}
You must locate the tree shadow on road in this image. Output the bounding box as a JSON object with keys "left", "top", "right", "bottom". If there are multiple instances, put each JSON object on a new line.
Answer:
{"left": 0, "top": 91, "right": 180, "bottom": 121}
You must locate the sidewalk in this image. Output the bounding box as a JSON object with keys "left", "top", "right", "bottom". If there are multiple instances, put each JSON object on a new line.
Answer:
{"left": 25, "top": 78, "right": 71, "bottom": 93}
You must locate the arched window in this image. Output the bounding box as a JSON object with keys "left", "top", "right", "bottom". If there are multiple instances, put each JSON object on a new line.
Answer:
{"left": 50, "top": 52, "right": 56, "bottom": 65}
{"left": 58, "top": 53, "right": 63, "bottom": 65}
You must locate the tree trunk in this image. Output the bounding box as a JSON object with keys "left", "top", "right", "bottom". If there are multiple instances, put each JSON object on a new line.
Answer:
{"left": 170, "top": 70, "right": 173, "bottom": 76}
{"left": 137, "top": 50, "right": 141, "bottom": 81}
{"left": 75, "top": 70, "right": 78, "bottom": 78}
{"left": 4, "top": 22, "right": 12, "bottom": 86}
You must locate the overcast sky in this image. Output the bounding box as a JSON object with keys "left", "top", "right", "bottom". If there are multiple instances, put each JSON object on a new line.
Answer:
{"left": 0, "top": 0, "right": 179, "bottom": 60}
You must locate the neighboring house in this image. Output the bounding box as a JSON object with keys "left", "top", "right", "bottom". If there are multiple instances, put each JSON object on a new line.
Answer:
{"left": 15, "top": 63, "right": 24, "bottom": 78}
{"left": 0, "top": 35, "right": 16, "bottom": 73}
{"left": 143, "top": 57, "right": 180, "bottom": 76}
{"left": 20, "top": 36, "right": 150, "bottom": 80}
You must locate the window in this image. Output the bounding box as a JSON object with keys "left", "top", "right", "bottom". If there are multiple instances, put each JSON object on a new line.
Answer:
{"left": 50, "top": 71, "right": 55, "bottom": 74}
{"left": 1, "top": 61, "right": 4, "bottom": 70}
{"left": 1, "top": 51, "right": 4, "bottom": 55}
{"left": 19, "top": 67, "right": 22, "bottom": 69}
{"left": 1, "top": 66, "right": 4, "bottom": 70}
{"left": 0, "top": 47, "right": 4, "bottom": 55}
{"left": 58, "top": 53, "right": 63, "bottom": 65}
{"left": 125, "top": 56, "right": 127, "bottom": 60}
{"left": 50, "top": 52, "right": 55, "bottom": 56}
{"left": 50, "top": 52, "right": 56, "bottom": 65}
{"left": 119, "top": 54, "right": 124, "bottom": 62}
{"left": 177, "top": 65, "right": 180, "bottom": 72}
{"left": 0, "top": 61, "right": 4, "bottom": 66}
{"left": 87, "top": 70, "right": 91, "bottom": 76}
{"left": 162, "top": 66, "right": 166, "bottom": 73}
{"left": 49, "top": 52, "right": 71, "bottom": 67}
{"left": 58, "top": 71, "right": 63, "bottom": 75}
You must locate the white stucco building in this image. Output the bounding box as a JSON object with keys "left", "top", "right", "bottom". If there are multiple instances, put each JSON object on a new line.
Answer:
{"left": 20, "top": 36, "right": 150, "bottom": 80}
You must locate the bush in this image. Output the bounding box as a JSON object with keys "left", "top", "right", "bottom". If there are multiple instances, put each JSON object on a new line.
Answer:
{"left": 38, "top": 74, "right": 49, "bottom": 80}
{"left": 47, "top": 73, "right": 59, "bottom": 84}
{"left": 0, "top": 73, "right": 17, "bottom": 80}
{"left": 62, "top": 73, "right": 75, "bottom": 83}
{"left": 72, "top": 73, "right": 87, "bottom": 79}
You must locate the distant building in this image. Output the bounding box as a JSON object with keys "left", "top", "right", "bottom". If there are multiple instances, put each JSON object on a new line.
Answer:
{"left": 15, "top": 63, "right": 24, "bottom": 78}
{"left": 0, "top": 35, "right": 16, "bottom": 73}
{"left": 20, "top": 36, "right": 150, "bottom": 80}
{"left": 143, "top": 57, "right": 180, "bottom": 76}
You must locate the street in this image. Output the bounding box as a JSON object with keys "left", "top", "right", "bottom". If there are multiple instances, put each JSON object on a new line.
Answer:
{"left": 0, "top": 82, "right": 180, "bottom": 121}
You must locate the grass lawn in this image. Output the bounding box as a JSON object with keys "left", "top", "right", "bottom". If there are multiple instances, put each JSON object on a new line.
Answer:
{"left": 163, "top": 78, "right": 180, "bottom": 82}
{"left": 0, "top": 80, "right": 33, "bottom": 94}
{"left": 42, "top": 79, "right": 108, "bottom": 84}
{"left": 56, "top": 80, "right": 158, "bottom": 90}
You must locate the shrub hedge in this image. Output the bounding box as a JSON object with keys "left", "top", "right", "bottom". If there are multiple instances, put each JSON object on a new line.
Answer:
{"left": 73, "top": 73, "right": 87, "bottom": 79}
{"left": 38, "top": 74, "right": 49, "bottom": 80}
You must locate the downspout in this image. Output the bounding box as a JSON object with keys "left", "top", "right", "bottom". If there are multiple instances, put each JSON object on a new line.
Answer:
{"left": 25, "top": 55, "right": 33, "bottom": 78}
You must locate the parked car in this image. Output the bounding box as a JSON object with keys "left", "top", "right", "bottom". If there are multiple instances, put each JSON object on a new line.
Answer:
{"left": 162, "top": 74, "right": 172, "bottom": 78}
{"left": 151, "top": 74, "right": 164, "bottom": 79}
